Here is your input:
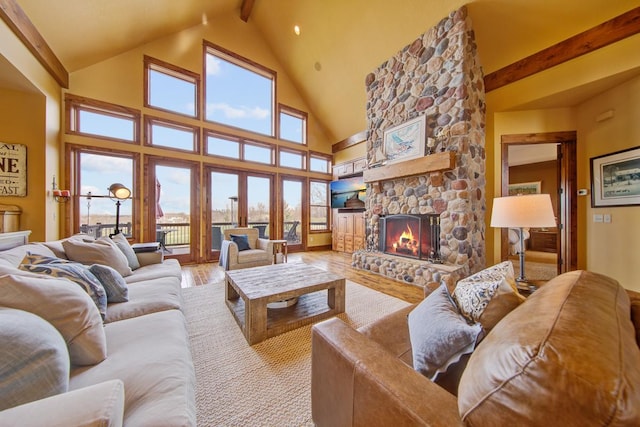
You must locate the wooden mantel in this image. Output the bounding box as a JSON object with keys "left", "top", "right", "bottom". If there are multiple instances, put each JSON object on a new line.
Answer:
{"left": 363, "top": 151, "right": 455, "bottom": 190}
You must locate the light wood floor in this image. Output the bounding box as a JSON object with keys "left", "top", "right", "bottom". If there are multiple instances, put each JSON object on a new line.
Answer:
{"left": 180, "top": 250, "right": 424, "bottom": 304}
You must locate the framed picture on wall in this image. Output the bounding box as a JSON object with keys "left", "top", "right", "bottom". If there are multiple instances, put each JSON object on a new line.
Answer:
{"left": 382, "top": 115, "right": 426, "bottom": 164}
{"left": 0, "top": 143, "right": 27, "bottom": 197}
{"left": 508, "top": 181, "right": 541, "bottom": 196}
{"left": 590, "top": 146, "right": 640, "bottom": 207}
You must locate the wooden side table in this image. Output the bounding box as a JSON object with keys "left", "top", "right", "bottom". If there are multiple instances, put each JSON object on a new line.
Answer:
{"left": 271, "top": 239, "right": 288, "bottom": 263}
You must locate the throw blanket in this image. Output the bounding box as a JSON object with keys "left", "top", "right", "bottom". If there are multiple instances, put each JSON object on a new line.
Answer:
{"left": 219, "top": 240, "right": 233, "bottom": 270}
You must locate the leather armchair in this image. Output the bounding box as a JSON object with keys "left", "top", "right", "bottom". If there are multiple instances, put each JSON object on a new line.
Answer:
{"left": 222, "top": 227, "right": 273, "bottom": 270}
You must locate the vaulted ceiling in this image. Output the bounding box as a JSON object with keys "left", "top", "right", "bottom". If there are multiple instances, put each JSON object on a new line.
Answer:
{"left": 9, "top": 0, "right": 640, "bottom": 143}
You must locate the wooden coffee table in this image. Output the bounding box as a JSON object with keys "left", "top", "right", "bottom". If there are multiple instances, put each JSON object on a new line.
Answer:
{"left": 225, "top": 262, "right": 345, "bottom": 345}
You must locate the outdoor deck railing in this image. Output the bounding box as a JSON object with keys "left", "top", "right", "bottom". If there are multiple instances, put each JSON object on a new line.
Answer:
{"left": 80, "top": 221, "right": 327, "bottom": 250}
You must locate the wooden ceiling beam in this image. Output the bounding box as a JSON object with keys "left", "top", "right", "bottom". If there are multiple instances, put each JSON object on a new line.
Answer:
{"left": 0, "top": 0, "right": 69, "bottom": 88}
{"left": 332, "top": 130, "right": 368, "bottom": 153}
{"left": 240, "top": 0, "right": 255, "bottom": 23}
{"left": 484, "top": 7, "right": 640, "bottom": 92}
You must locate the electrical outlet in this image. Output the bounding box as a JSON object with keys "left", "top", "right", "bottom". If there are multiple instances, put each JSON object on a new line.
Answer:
{"left": 593, "top": 214, "right": 603, "bottom": 223}
{"left": 604, "top": 214, "right": 611, "bottom": 223}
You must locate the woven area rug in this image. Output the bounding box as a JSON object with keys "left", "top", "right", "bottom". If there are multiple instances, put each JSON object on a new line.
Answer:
{"left": 182, "top": 280, "right": 411, "bottom": 427}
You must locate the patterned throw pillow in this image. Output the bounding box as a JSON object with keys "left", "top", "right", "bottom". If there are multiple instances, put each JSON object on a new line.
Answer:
{"left": 408, "top": 283, "right": 483, "bottom": 380}
{"left": 19, "top": 260, "right": 108, "bottom": 320}
{"left": 230, "top": 234, "right": 251, "bottom": 251}
{"left": 89, "top": 264, "right": 129, "bottom": 303}
{"left": 22, "top": 252, "right": 72, "bottom": 266}
{"left": 453, "top": 261, "right": 525, "bottom": 331}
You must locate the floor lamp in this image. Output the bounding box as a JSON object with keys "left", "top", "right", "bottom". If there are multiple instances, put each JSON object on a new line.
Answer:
{"left": 490, "top": 194, "right": 556, "bottom": 287}
{"left": 109, "top": 183, "right": 131, "bottom": 237}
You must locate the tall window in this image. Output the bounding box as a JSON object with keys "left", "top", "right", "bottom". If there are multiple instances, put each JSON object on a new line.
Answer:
{"left": 66, "top": 94, "right": 140, "bottom": 143}
{"left": 73, "top": 149, "right": 136, "bottom": 237}
{"left": 310, "top": 180, "right": 330, "bottom": 232}
{"left": 279, "top": 105, "right": 307, "bottom": 144}
{"left": 145, "top": 56, "right": 200, "bottom": 118}
{"left": 204, "top": 42, "right": 275, "bottom": 136}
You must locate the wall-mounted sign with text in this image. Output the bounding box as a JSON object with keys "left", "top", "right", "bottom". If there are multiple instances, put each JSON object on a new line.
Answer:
{"left": 0, "top": 143, "right": 27, "bottom": 197}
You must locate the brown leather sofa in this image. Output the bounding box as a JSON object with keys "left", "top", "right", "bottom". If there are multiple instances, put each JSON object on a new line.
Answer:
{"left": 311, "top": 270, "right": 640, "bottom": 426}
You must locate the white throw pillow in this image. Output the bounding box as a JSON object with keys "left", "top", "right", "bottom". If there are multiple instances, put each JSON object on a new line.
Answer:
{"left": 0, "top": 273, "right": 107, "bottom": 366}
{"left": 62, "top": 237, "right": 132, "bottom": 277}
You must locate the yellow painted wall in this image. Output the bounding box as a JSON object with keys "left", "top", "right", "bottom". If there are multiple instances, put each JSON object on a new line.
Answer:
{"left": 66, "top": 11, "right": 333, "bottom": 249}
{"left": 0, "top": 19, "right": 62, "bottom": 242}
{"left": 576, "top": 75, "right": 640, "bottom": 291}
{"left": 333, "top": 143, "right": 366, "bottom": 166}
{"left": 492, "top": 108, "right": 577, "bottom": 261}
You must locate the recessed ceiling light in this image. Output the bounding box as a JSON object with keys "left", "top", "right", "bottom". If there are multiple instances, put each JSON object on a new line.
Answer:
{"left": 294, "top": 25, "right": 301, "bottom": 36}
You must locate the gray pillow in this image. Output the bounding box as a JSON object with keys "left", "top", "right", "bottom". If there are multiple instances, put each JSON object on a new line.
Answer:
{"left": 0, "top": 307, "right": 70, "bottom": 411}
{"left": 89, "top": 264, "right": 129, "bottom": 303}
{"left": 110, "top": 233, "right": 140, "bottom": 270}
{"left": 408, "top": 283, "right": 483, "bottom": 380}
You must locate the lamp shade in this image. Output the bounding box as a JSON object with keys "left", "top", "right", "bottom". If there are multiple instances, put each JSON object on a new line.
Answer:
{"left": 490, "top": 194, "right": 556, "bottom": 228}
{"left": 108, "top": 183, "right": 131, "bottom": 200}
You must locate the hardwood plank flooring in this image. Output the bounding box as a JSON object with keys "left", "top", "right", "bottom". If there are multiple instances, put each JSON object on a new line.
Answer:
{"left": 180, "top": 250, "right": 424, "bottom": 304}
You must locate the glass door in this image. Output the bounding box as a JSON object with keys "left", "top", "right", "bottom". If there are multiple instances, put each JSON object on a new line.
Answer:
{"left": 247, "top": 175, "right": 271, "bottom": 238}
{"left": 281, "top": 177, "right": 305, "bottom": 251}
{"left": 206, "top": 167, "right": 273, "bottom": 261}
{"left": 147, "top": 157, "right": 199, "bottom": 264}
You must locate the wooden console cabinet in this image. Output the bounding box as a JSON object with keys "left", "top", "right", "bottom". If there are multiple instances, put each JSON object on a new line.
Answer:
{"left": 528, "top": 229, "right": 558, "bottom": 253}
{"left": 332, "top": 211, "right": 365, "bottom": 253}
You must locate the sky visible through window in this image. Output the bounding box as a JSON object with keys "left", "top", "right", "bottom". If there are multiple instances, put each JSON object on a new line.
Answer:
{"left": 79, "top": 153, "right": 133, "bottom": 221}
{"left": 79, "top": 53, "right": 308, "bottom": 224}
{"left": 205, "top": 53, "right": 272, "bottom": 135}
{"left": 148, "top": 70, "right": 196, "bottom": 116}
{"left": 280, "top": 112, "right": 303, "bottom": 143}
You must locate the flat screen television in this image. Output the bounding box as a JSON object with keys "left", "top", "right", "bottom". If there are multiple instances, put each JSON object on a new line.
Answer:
{"left": 330, "top": 176, "right": 366, "bottom": 209}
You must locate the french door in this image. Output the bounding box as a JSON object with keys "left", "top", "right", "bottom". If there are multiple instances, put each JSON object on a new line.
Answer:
{"left": 206, "top": 166, "right": 274, "bottom": 261}
{"left": 146, "top": 156, "right": 200, "bottom": 264}
{"left": 280, "top": 176, "right": 306, "bottom": 252}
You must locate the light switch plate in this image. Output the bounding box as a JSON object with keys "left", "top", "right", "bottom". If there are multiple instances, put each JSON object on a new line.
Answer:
{"left": 594, "top": 214, "right": 603, "bottom": 223}
{"left": 604, "top": 214, "right": 611, "bottom": 223}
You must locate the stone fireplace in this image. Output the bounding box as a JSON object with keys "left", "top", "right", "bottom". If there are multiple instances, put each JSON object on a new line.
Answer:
{"left": 352, "top": 6, "right": 486, "bottom": 289}
{"left": 379, "top": 214, "right": 441, "bottom": 262}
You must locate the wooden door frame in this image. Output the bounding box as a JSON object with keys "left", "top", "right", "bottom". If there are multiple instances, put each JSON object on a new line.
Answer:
{"left": 204, "top": 165, "right": 275, "bottom": 262}
{"left": 500, "top": 131, "right": 577, "bottom": 273}
{"left": 144, "top": 155, "right": 201, "bottom": 265}
{"left": 279, "top": 174, "right": 308, "bottom": 252}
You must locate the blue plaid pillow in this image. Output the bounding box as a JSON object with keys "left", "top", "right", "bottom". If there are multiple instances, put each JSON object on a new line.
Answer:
{"left": 230, "top": 234, "right": 251, "bottom": 251}
{"left": 89, "top": 264, "right": 129, "bottom": 303}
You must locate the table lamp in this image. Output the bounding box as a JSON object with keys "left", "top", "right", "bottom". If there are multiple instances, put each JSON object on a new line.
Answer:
{"left": 490, "top": 194, "right": 556, "bottom": 286}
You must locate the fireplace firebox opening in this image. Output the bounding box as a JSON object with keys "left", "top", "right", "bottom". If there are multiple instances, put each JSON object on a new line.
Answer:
{"left": 379, "top": 214, "right": 442, "bottom": 263}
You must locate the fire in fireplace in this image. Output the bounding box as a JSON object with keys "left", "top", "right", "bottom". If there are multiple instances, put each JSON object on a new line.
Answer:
{"left": 379, "top": 214, "right": 441, "bottom": 262}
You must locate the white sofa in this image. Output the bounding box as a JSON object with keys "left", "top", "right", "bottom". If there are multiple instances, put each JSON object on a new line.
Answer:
{"left": 0, "top": 234, "right": 196, "bottom": 426}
